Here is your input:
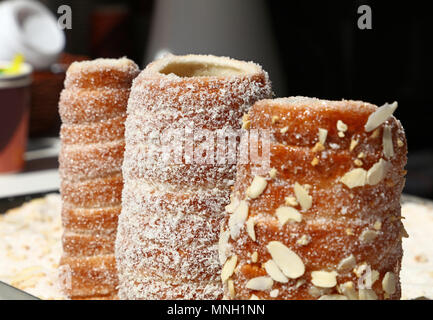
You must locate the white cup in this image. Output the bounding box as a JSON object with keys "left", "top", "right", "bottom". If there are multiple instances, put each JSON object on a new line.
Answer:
{"left": 0, "top": 0, "right": 65, "bottom": 70}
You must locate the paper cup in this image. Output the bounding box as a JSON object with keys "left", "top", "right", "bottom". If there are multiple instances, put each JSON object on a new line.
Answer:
{"left": 0, "top": 61, "right": 32, "bottom": 173}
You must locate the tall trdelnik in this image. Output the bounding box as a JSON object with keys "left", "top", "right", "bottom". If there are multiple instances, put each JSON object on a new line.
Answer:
{"left": 58, "top": 58, "right": 139, "bottom": 299}
{"left": 116, "top": 54, "right": 272, "bottom": 299}
{"left": 219, "top": 97, "right": 407, "bottom": 300}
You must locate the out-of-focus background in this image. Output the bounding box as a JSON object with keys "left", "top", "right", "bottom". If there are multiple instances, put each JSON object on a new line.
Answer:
{"left": 0, "top": 0, "right": 432, "bottom": 203}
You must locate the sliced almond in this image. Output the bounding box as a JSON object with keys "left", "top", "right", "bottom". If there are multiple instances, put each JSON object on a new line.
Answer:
{"left": 337, "top": 120, "right": 348, "bottom": 132}
{"left": 366, "top": 159, "right": 388, "bottom": 185}
{"left": 370, "top": 128, "right": 380, "bottom": 138}
{"left": 227, "top": 279, "right": 236, "bottom": 298}
{"left": 357, "top": 152, "right": 365, "bottom": 158}
{"left": 358, "top": 289, "right": 378, "bottom": 300}
{"left": 311, "top": 157, "right": 319, "bottom": 166}
{"left": 294, "top": 182, "right": 312, "bottom": 211}
{"left": 318, "top": 128, "right": 328, "bottom": 145}
{"left": 246, "top": 276, "right": 274, "bottom": 291}
{"left": 350, "top": 139, "right": 359, "bottom": 152}
{"left": 246, "top": 176, "right": 268, "bottom": 199}
{"left": 397, "top": 139, "right": 404, "bottom": 147}
{"left": 251, "top": 251, "right": 258, "bottom": 263}
{"left": 371, "top": 270, "right": 380, "bottom": 284}
{"left": 295, "top": 279, "right": 306, "bottom": 289}
{"left": 221, "top": 255, "right": 238, "bottom": 283}
{"left": 382, "top": 125, "right": 395, "bottom": 159}
{"left": 246, "top": 217, "right": 256, "bottom": 241}
{"left": 311, "top": 270, "right": 338, "bottom": 288}
{"left": 354, "top": 159, "right": 363, "bottom": 167}
{"left": 338, "top": 131, "right": 345, "bottom": 138}
{"left": 269, "top": 289, "right": 279, "bottom": 298}
{"left": 271, "top": 115, "right": 279, "bottom": 124}
{"left": 345, "top": 228, "right": 354, "bottom": 235}
{"left": 318, "top": 294, "right": 348, "bottom": 300}
{"left": 364, "top": 102, "right": 398, "bottom": 132}
{"left": 312, "top": 142, "right": 325, "bottom": 152}
{"left": 373, "top": 220, "right": 382, "bottom": 230}
{"left": 280, "top": 126, "right": 289, "bottom": 134}
{"left": 340, "top": 168, "right": 367, "bottom": 188}
{"left": 269, "top": 168, "right": 277, "bottom": 179}
{"left": 296, "top": 234, "right": 311, "bottom": 246}
{"left": 264, "top": 260, "right": 289, "bottom": 283}
{"left": 353, "top": 263, "right": 368, "bottom": 278}
{"left": 228, "top": 200, "right": 249, "bottom": 239}
{"left": 285, "top": 196, "right": 298, "bottom": 207}
{"left": 250, "top": 294, "right": 260, "bottom": 300}
{"left": 225, "top": 196, "right": 240, "bottom": 213}
{"left": 218, "top": 230, "right": 230, "bottom": 264}
{"left": 266, "top": 241, "right": 305, "bottom": 279}
{"left": 382, "top": 272, "right": 396, "bottom": 295}
{"left": 359, "top": 229, "right": 379, "bottom": 242}
{"left": 337, "top": 254, "right": 356, "bottom": 272}
{"left": 242, "top": 114, "right": 251, "bottom": 130}
{"left": 276, "top": 206, "right": 302, "bottom": 225}
{"left": 339, "top": 281, "right": 358, "bottom": 300}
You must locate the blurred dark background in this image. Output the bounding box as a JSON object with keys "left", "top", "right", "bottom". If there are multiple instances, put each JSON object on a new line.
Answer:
{"left": 2, "top": 0, "right": 432, "bottom": 198}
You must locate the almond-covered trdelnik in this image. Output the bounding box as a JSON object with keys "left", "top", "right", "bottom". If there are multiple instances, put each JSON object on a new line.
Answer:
{"left": 220, "top": 97, "right": 407, "bottom": 300}
{"left": 58, "top": 58, "right": 139, "bottom": 299}
{"left": 116, "top": 54, "right": 272, "bottom": 299}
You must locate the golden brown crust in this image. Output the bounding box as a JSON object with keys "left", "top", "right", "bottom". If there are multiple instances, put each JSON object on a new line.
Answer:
{"left": 59, "top": 140, "right": 124, "bottom": 181}
{"left": 59, "top": 58, "right": 139, "bottom": 300}
{"left": 64, "top": 57, "right": 139, "bottom": 89}
{"left": 59, "top": 88, "right": 130, "bottom": 124}
{"left": 59, "top": 255, "right": 117, "bottom": 298}
{"left": 62, "top": 231, "right": 116, "bottom": 257}
{"left": 60, "top": 173, "right": 123, "bottom": 208}
{"left": 221, "top": 97, "right": 407, "bottom": 300}
{"left": 60, "top": 115, "right": 126, "bottom": 145}
{"left": 62, "top": 205, "right": 120, "bottom": 234}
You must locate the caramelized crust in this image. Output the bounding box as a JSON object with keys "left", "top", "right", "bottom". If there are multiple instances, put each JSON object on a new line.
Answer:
{"left": 221, "top": 97, "right": 407, "bottom": 300}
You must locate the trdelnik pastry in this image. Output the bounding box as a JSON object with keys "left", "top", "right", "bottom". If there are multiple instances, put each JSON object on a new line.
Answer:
{"left": 115, "top": 54, "right": 272, "bottom": 299}
{"left": 219, "top": 97, "right": 407, "bottom": 300}
{"left": 58, "top": 58, "right": 140, "bottom": 299}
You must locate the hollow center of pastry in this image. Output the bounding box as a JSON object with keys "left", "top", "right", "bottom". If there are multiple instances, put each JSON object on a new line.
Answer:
{"left": 159, "top": 61, "right": 247, "bottom": 77}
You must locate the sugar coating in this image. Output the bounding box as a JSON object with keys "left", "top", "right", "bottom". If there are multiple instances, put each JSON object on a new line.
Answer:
{"left": 58, "top": 57, "right": 139, "bottom": 299}
{"left": 220, "top": 97, "right": 408, "bottom": 300}
{"left": 65, "top": 57, "right": 140, "bottom": 89}
{"left": 116, "top": 54, "right": 272, "bottom": 299}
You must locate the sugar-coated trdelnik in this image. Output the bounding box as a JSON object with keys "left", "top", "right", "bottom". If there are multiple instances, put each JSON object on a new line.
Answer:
{"left": 58, "top": 58, "right": 139, "bottom": 299}
{"left": 115, "top": 54, "right": 272, "bottom": 299}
